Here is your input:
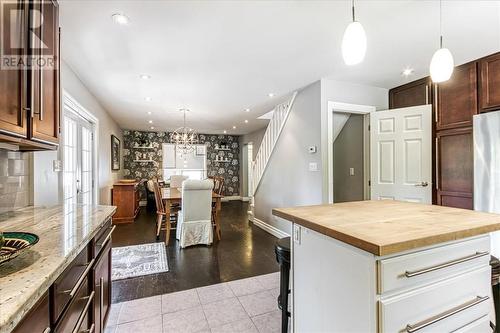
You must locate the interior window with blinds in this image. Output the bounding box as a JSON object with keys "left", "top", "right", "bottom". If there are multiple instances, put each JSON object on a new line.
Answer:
{"left": 162, "top": 143, "right": 207, "bottom": 180}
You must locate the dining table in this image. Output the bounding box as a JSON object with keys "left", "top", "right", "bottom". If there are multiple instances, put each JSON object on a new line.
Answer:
{"left": 161, "top": 187, "right": 223, "bottom": 240}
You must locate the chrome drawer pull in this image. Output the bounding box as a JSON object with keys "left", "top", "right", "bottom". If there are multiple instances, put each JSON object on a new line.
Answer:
{"left": 405, "top": 296, "right": 489, "bottom": 333}
{"left": 100, "top": 225, "right": 116, "bottom": 248}
{"left": 72, "top": 291, "right": 95, "bottom": 333}
{"left": 42, "top": 328, "right": 51, "bottom": 333}
{"left": 404, "top": 251, "right": 489, "bottom": 278}
{"left": 80, "top": 323, "right": 95, "bottom": 333}
{"left": 62, "top": 258, "right": 95, "bottom": 297}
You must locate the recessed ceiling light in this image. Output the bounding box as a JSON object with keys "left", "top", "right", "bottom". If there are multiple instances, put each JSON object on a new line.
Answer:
{"left": 144, "top": 97, "right": 152, "bottom": 101}
{"left": 268, "top": 93, "right": 275, "bottom": 97}
{"left": 150, "top": 126, "right": 155, "bottom": 130}
{"left": 111, "top": 13, "right": 130, "bottom": 25}
{"left": 148, "top": 120, "right": 153, "bottom": 124}
{"left": 244, "top": 108, "right": 250, "bottom": 112}
{"left": 244, "top": 120, "right": 248, "bottom": 123}
{"left": 232, "top": 126, "right": 236, "bottom": 129}
{"left": 140, "top": 74, "right": 151, "bottom": 80}
{"left": 223, "top": 130, "right": 227, "bottom": 134}
{"left": 147, "top": 111, "right": 152, "bottom": 115}
{"left": 402, "top": 67, "right": 414, "bottom": 77}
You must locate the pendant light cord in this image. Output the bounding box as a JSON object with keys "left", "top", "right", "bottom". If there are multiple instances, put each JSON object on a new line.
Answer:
{"left": 352, "top": 0, "right": 356, "bottom": 22}
{"left": 439, "top": 0, "right": 443, "bottom": 48}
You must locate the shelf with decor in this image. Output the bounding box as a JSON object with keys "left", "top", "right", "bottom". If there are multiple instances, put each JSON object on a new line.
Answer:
{"left": 133, "top": 146, "right": 154, "bottom": 149}
{"left": 214, "top": 148, "right": 231, "bottom": 151}
{"left": 133, "top": 160, "right": 155, "bottom": 163}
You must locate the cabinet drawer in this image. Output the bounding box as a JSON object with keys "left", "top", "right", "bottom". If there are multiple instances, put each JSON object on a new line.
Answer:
{"left": 55, "top": 274, "right": 94, "bottom": 333}
{"left": 453, "top": 315, "right": 491, "bottom": 333}
{"left": 378, "top": 236, "right": 490, "bottom": 294}
{"left": 379, "top": 266, "right": 491, "bottom": 332}
{"left": 52, "top": 245, "right": 92, "bottom": 322}
{"left": 93, "top": 219, "right": 113, "bottom": 258}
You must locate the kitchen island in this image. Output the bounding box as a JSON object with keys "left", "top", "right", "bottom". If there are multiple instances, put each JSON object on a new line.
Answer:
{"left": 273, "top": 200, "right": 500, "bottom": 332}
{"left": 0, "top": 204, "right": 116, "bottom": 333}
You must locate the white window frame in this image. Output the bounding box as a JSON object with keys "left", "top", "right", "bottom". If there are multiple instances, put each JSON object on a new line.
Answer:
{"left": 62, "top": 90, "right": 99, "bottom": 205}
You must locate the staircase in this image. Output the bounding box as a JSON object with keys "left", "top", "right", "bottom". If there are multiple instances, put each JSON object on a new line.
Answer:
{"left": 248, "top": 91, "right": 297, "bottom": 220}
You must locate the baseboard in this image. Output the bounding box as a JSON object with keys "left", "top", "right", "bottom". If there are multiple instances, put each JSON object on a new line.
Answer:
{"left": 221, "top": 196, "right": 251, "bottom": 202}
{"left": 252, "top": 217, "right": 290, "bottom": 239}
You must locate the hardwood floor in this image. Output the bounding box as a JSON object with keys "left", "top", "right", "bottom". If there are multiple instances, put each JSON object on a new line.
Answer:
{"left": 111, "top": 201, "right": 280, "bottom": 303}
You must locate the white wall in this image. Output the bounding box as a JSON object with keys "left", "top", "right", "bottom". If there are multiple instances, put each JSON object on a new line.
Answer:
{"left": 253, "top": 79, "right": 388, "bottom": 234}
{"left": 32, "top": 60, "right": 123, "bottom": 206}
{"left": 320, "top": 78, "right": 388, "bottom": 203}
{"left": 254, "top": 81, "right": 322, "bottom": 234}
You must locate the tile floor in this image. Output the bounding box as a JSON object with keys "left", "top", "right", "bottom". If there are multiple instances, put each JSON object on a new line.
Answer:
{"left": 105, "top": 272, "right": 284, "bottom": 333}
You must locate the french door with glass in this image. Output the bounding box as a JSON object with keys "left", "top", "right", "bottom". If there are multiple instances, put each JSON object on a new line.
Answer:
{"left": 63, "top": 112, "right": 95, "bottom": 205}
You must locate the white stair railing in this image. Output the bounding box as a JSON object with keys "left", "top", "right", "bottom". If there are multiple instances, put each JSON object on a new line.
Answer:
{"left": 251, "top": 91, "right": 297, "bottom": 195}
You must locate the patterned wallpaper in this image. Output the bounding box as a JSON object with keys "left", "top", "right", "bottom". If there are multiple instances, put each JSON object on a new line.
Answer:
{"left": 123, "top": 130, "right": 240, "bottom": 197}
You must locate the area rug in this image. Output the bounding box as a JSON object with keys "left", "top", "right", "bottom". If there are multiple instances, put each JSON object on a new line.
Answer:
{"left": 111, "top": 242, "right": 169, "bottom": 281}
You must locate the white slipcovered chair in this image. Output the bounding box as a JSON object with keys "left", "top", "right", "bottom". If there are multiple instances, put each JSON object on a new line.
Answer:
{"left": 176, "top": 179, "right": 214, "bottom": 248}
{"left": 170, "top": 175, "right": 188, "bottom": 189}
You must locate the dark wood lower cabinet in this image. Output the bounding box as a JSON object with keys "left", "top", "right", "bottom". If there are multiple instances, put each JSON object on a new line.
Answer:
{"left": 12, "top": 292, "right": 50, "bottom": 333}
{"left": 436, "top": 128, "right": 473, "bottom": 209}
{"left": 94, "top": 239, "right": 112, "bottom": 333}
{"left": 12, "top": 219, "right": 112, "bottom": 333}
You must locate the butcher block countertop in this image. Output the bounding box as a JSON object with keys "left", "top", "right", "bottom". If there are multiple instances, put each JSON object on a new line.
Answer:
{"left": 272, "top": 200, "right": 500, "bottom": 256}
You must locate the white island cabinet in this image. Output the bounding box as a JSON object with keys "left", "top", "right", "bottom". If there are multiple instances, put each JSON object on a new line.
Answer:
{"left": 273, "top": 201, "right": 500, "bottom": 333}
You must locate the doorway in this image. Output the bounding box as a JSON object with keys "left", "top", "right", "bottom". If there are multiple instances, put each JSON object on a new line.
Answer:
{"left": 62, "top": 94, "right": 97, "bottom": 206}
{"left": 333, "top": 114, "right": 365, "bottom": 203}
{"left": 327, "top": 102, "right": 375, "bottom": 203}
{"left": 241, "top": 142, "right": 253, "bottom": 199}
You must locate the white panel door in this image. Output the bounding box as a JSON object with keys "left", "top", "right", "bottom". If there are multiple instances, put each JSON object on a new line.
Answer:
{"left": 370, "top": 105, "right": 432, "bottom": 203}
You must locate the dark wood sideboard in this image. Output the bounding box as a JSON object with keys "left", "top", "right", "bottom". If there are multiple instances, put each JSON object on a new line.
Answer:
{"left": 111, "top": 181, "right": 141, "bottom": 223}
{"left": 12, "top": 219, "right": 113, "bottom": 333}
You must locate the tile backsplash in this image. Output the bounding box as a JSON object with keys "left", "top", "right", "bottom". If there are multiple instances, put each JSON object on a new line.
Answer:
{"left": 0, "top": 150, "right": 31, "bottom": 214}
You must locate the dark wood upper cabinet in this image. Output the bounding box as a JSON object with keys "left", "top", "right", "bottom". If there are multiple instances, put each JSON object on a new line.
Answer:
{"left": 435, "top": 61, "right": 478, "bottom": 131}
{"left": 436, "top": 127, "right": 473, "bottom": 210}
{"left": 389, "top": 77, "right": 432, "bottom": 109}
{"left": 30, "top": 0, "right": 60, "bottom": 145}
{"left": 0, "top": 0, "right": 28, "bottom": 138}
{"left": 479, "top": 52, "right": 500, "bottom": 112}
{"left": 0, "top": 0, "right": 59, "bottom": 150}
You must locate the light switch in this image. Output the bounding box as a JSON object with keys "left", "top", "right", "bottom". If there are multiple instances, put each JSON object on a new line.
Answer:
{"left": 349, "top": 167, "right": 355, "bottom": 176}
{"left": 309, "top": 162, "right": 318, "bottom": 172}
{"left": 53, "top": 160, "right": 62, "bottom": 172}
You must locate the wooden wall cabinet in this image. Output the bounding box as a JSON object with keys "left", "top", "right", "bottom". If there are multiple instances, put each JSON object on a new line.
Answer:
{"left": 30, "top": 0, "right": 60, "bottom": 145}
{"left": 436, "top": 128, "right": 473, "bottom": 210}
{"left": 389, "top": 77, "right": 432, "bottom": 109}
{"left": 112, "top": 181, "right": 141, "bottom": 223}
{"left": 479, "top": 52, "right": 500, "bottom": 112}
{"left": 435, "top": 62, "right": 478, "bottom": 130}
{"left": 0, "top": 0, "right": 60, "bottom": 150}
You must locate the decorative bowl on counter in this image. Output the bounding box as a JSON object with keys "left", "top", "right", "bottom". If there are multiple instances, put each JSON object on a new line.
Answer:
{"left": 118, "top": 179, "right": 137, "bottom": 183}
{"left": 0, "top": 232, "right": 39, "bottom": 265}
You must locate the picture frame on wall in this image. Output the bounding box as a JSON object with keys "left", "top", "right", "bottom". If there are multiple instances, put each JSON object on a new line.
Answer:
{"left": 111, "top": 135, "right": 121, "bottom": 170}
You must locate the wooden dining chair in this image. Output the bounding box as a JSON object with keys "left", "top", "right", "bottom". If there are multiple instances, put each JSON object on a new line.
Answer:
{"left": 153, "top": 180, "right": 177, "bottom": 245}
{"left": 209, "top": 176, "right": 224, "bottom": 235}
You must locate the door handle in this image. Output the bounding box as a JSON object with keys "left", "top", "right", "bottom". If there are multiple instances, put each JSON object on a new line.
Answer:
{"left": 414, "top": 182, "right": 429, "bottom": 187}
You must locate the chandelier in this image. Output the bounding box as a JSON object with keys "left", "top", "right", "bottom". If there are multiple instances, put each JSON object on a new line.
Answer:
{"left": 170, "top": 109, "right": 198, "bottom": 155}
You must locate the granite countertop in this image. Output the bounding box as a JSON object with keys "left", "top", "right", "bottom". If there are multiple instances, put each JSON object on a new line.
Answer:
{"left": 273, "top": 200, "right": 500, "bottom": 256}
{"left": 0, "top": 204, "right": 116, "bottom": 333}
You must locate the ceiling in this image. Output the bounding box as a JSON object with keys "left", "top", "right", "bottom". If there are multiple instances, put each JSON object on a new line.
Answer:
{"left": 59, "top": 0, "right": 500, "bottom": 135}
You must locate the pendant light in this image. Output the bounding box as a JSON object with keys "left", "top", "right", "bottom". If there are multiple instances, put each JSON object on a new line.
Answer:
{"left": 429, "top": 0, "right": 454, "bottom": 83}
{"left": 341, "top": 0, "right": 367, "bottom": 66}
{"left": 170, "top": 109, "right": 198, "bottom": 156}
